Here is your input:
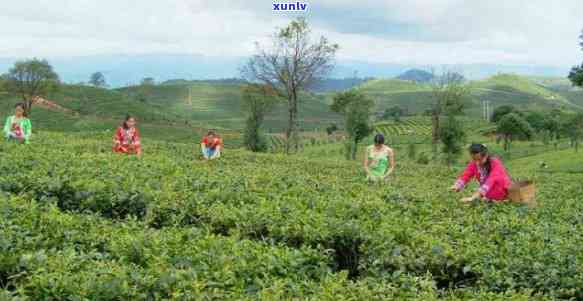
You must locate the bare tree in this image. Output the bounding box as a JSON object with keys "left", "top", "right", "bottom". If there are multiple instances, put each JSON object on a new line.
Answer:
{"left": 2, "top": 58, "right": 59, "bottom": 114}
{"left": 430, "top": 70, "right": 469, "bottom": 157}
{"left": 241, "top": 18, "right": 338, "bottom": 154}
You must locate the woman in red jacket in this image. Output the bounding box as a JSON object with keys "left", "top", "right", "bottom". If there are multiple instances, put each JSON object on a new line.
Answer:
{"left": 451, "top": 144, "right": 512, "bottom": 203}
{"left": 113, "top": 115, "right": 142, "bottom": 157}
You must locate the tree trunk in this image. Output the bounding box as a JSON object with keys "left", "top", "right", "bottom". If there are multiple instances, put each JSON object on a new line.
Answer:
{"left": 431, "top": 111, "right": 439, "bottom": 157}
{"left": 22, "top": 95, "right": 33, "bottom": 116}
{"left": 285, "top": 97, "right": 294, "bottom": 154}
{"left": 351, "top": 138, "right": 358, "bottom": 160}
{"left": 284, "top": 92, "right": 300, "bottom": 155}
{"left": 292, "top": 92, "right": 299, "bottom": 153}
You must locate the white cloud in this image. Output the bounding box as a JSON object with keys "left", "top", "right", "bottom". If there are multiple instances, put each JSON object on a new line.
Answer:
{"left": 0, "top": 0, "right": 582, "bottom": 67}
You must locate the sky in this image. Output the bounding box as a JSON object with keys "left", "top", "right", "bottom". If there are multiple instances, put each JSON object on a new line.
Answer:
{"left": 1, "top": 0, "right": 582, "bottom": 67}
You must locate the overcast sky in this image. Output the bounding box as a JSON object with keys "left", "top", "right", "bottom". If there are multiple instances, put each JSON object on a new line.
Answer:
{"left": 1, "top": 0, "right": 582, "bottom": 67}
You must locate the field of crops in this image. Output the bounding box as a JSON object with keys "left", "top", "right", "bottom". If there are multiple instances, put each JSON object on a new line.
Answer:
{"left": 1, "top": 132, "right": 582, "bottom": 300}
{"left": 375, "top": 118, "right": 433, "bottom": 137}
{"left": 266, "top": 133, "right": 345, "bottom": 153}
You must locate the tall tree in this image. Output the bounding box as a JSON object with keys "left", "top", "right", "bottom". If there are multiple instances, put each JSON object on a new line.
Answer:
{"left": 497, "top": 113, "right": 534, "bottom": 151}
{"left": 543, "top": 109, "right": 564, "bottom": 141}
{"left": 523, "top": 111, "right": 546, "bottom": 133}
{"left": 439, "top": 116, "right": 466, "bottom": 166}
{"left": 563, "top": 112, "right": 583, "bottom": 152}
{"left": 331, "top": 89, "right": 374, "bottom": 160}
{"left": 2, "top": 58, "right": 59, "bottom": 114}
{"left": 242, "top": 84, "right": 278, "bottom": 152}
{"left": 430, "top": 70, "right": 469, "bottom": 157}
{"left": 568, "top": 64, "right": 583, "bottom": 87}
{"left": 491, "top": 105, "right": 517, "bottom": 123}
{"left": 241, "top": 18, "right": 338, "bottom": 154}
{"left": 89, "top": 72, "right": 107, "bottom": 87}
{"left": 568, "top": 30, "right": 583, "bottom": 87}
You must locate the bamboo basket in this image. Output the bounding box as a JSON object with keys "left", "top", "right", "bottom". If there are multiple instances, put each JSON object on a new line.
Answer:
{"left": 508, "top": 180, "right": 537, "bottom": 207}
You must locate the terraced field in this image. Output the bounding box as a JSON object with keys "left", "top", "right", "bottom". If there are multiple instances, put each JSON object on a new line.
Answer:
{"left": 359, "top": 74, "right": 583, "bottom": 117}
{"left": 375, "top": 118, "right": 432, "bottom": 137}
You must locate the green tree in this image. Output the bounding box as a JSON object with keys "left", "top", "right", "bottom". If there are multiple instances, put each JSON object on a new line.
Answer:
{"left": 523, "top": 111, "right": 546, "bottom": 133}
{"left": 439, "top": 116, "right": 466, "bottom": 166}
{"left": 491, "top": 105, "right": 516, "bottom": 123}
{"left": 331, "top": 90, "right": 374, "bottom": 160}
{"left": 242, "top": 84, "right": 278, "bottom": 152}
{"left": 2, "top": 58, "right": 59, "bottom": 114}
{"left": 543, "top": 109, "right": 564, "bottom": 140}
{"left": 430, "top": 70, "right": 469, "bottom": 157}
{"left": 326, "top": 123, "right": 338, "bottom": 135}
{"left": 89, "top": 72, "right": 106, "bottom": 87}
{"left": 563, "top": 112, "right": 583, "bottom": 152}
{"left": 382, "top": 106, "right": 404, "bottom": 122}
{"left": 242, "top": 18, "right": 339, "bottom": 154}
{"left": 568, "top": 64, "right": 583, "bottom": 87}
{"left": 497, "top": 113, "right": 534, "bottom": 151}
{"left": 569, "top": 30, "right": 583, "bottom": 87}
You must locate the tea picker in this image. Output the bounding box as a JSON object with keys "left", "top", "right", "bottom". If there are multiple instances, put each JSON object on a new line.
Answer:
{"left": 450, "top": 144, "right": 513, "bottom": 203}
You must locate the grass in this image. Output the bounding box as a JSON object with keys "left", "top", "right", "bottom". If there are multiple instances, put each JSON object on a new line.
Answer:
{"left": 509, "top": 147, "right": 583, "bottom": 174}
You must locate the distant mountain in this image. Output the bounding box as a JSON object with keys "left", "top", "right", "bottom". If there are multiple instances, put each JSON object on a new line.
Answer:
{"left": 0, "top": 54, "right": 246, "bottom": 88}
{"left": 0, "top": 54, "right": 571, "bottom": 88}
{"left": 160, "top": 78, "right": 247, "bottom": 86}
{"left": 396, "top": 69, "right": 435, "bottom": 83}
{"left": 308, "top": 77, "right": 375, "bottom": 92}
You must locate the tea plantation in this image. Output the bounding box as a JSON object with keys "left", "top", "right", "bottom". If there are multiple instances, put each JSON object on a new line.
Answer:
{"left": 1, "top": 132, "right": 582, "bottom": 300}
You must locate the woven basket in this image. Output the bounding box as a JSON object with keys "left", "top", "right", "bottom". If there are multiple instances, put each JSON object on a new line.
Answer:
{"left": 508, "top": 180, "right": 537, "bottom": 207}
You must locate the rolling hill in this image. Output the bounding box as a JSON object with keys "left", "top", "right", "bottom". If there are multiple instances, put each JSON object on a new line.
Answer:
{"left": 118, "top": 82, "right": 342, "bottom": 131}
{"left": 358, "top": 74, "right": 583, "bottom": 117}
{"left": 396, "top": 69, "right": 435, "bottom": 83}
{"left": 2, "top": 73, "right": 581, "bottom": 144}
{"left": 0, "top": 81, "right": 343, "bottom": 138}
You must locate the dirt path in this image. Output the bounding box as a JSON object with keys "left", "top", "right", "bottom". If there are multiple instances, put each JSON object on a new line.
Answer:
{"left": 32, "top": 96, "right": 76, "bottom": 114}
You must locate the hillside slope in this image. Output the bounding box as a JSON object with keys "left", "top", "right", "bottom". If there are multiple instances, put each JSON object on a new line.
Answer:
{"left": 119, "top": 82, "right": 342, "bottom": 131}
{"left": 358, "top": 74, "right": 582, "bottom": 116}
{"left": 1, "top": 82, "right": 342, "bottom": 134}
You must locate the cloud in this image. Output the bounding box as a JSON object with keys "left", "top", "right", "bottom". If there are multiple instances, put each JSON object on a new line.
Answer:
{"left": 0, "top": 0, "right": 581, "bottom": 67}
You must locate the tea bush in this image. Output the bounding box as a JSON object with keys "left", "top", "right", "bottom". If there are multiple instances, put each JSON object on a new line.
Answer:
{"left": 0, "top": 132, "right": 581, "bottom": 300}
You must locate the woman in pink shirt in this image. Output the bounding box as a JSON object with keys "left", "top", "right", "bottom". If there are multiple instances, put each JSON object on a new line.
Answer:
{"left": 451, "top": 144, "right": 512, "bottom": 203}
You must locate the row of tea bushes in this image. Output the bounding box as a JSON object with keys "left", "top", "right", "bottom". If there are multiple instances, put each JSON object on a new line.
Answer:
{"left": 0, "top": 132, "right": 580, "bottom": 299}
